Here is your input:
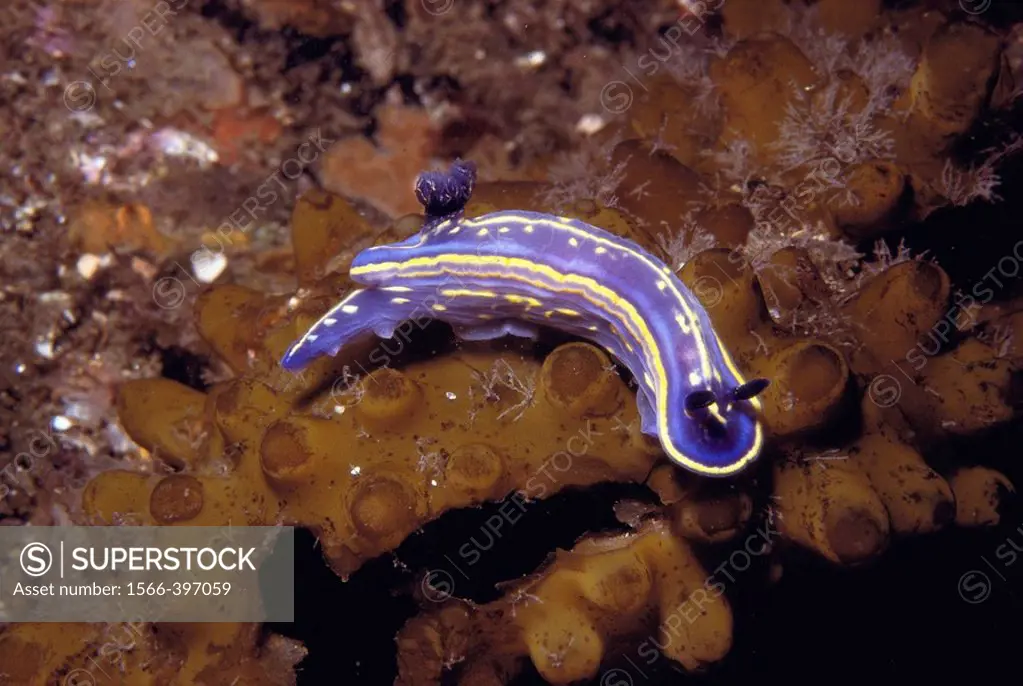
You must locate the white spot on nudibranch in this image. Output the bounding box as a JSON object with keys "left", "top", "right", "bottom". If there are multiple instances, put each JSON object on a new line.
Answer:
{"left": 595, "top": 246, "right": 607, "bottom": 254}
{"left": 524, "top": 225, "right": 534, "bottom": 233}
{"left": 450, "top": 226, "right": 462, "bottom": 234}
{"left": 342, "top": 305, "right": 359, "bottom": 314}
{"left": 382, "top": 286, "right": 413, "bottom": 292}
{"left": 477, "top": 228, "right": 489, "bottom": 236}
{"left": 688, "top": 371, "right": 702, "bottom": 386}
{"left": 433, "top": 304, "right": 447, "bottom": 311}
{"left": 324, "top": 318, "right": 338, "bottom": 325}
{"left": 392, "top": 298, "right": 411, "bottom": 304}
{"left": 569, "top": 237, "right": 579, "bottom": 247}
{"left": 499, "top": 227, "right": 511, "bottom": 234}
{"left": 657, "top": 281, "right": 667, "bottom": 291}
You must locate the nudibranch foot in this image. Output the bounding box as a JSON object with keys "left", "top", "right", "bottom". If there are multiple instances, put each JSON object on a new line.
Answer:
{"left": 452, "top": 320, "right": 540, "bottom": 342}
{"left": 415, "top": 159, "right": 477, "bottom": 220}
{"left": 637, "top": 391, "right": 658, "bottom": 435}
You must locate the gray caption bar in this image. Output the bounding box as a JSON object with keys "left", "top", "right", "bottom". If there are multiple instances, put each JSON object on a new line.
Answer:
{"left": 0, "top": 526, "right": 294, "bottom": 622}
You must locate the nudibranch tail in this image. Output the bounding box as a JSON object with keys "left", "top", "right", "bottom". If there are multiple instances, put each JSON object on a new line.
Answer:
{"left": 415, "top": 159, "right": 477, "bottom": 221}
{"left": 280, "top": 288, "right": 427, "bottom": 371}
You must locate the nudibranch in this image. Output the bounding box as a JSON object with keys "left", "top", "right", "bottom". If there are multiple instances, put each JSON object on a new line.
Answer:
{"left": 282, "top": 160, "right": 770, "bottom": 476}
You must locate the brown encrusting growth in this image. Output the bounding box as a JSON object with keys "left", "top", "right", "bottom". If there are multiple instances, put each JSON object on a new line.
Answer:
{"left": 0, "top": 622, "right": 306, "bottom": 685}
{"left": 86, "top": 342, "right": 660, "bottom": 578}
{"left": 395, "top": 520, "right": 733, "bottom": 686}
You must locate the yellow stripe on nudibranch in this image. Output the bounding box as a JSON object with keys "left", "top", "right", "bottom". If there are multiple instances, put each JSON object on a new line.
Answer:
{"left": 350, "top": 256, "right": 642, "bottom": 360}
{"left": 708, "top": 406, "right": 728, "bottom": 426}
{"left": 719, "top": 344, "right": 762, "bottom": 411}
{"left": 459, "top": 214, "right": 715, "bottom": 381}
{"left": 439, "top": 288, "right": 498, "bottom": 298}
{"left": 349, "top": 252, "right": 761, "bottom": 476}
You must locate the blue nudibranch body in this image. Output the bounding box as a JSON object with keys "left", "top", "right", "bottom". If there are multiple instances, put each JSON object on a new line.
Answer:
{"left": 282, "top": 160, "right": 769, "bottom": 477}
